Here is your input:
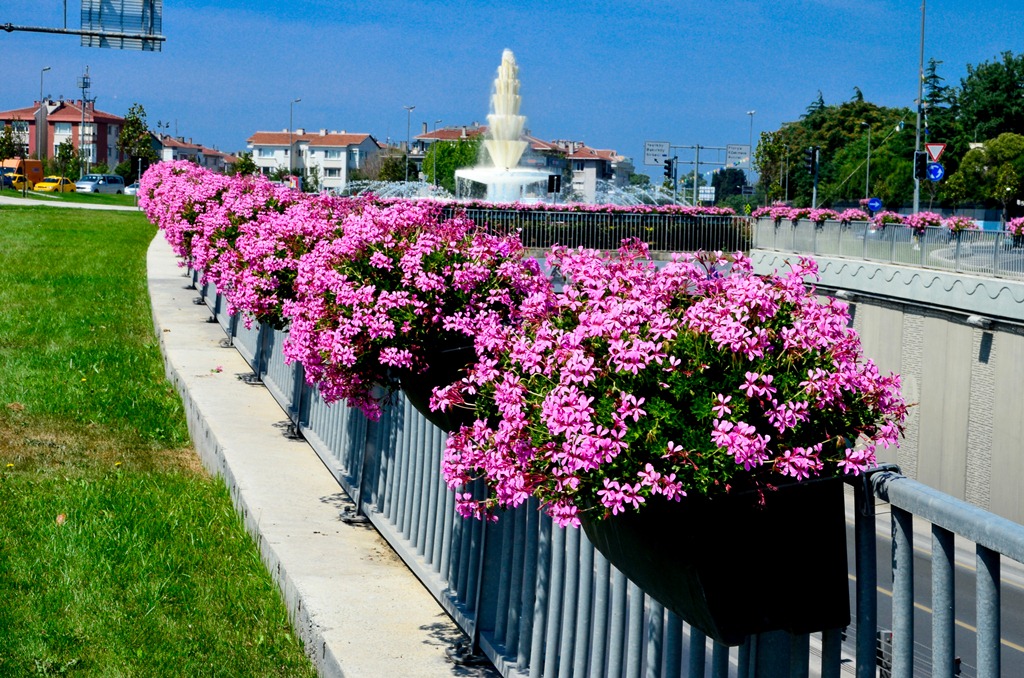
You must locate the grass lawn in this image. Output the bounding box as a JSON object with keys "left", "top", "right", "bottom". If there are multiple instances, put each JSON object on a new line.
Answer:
{"left": 0, "top": 186, "right": 140, "bottom": 209}
{"left": 0, "top": 205, "right": 317, "bottom": 676}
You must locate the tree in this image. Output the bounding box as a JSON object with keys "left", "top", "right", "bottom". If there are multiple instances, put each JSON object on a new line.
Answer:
{"left": 711, "top": 168, "right": 747, "bottom": 203}
{"left": 0, "top": 126, "right": 17, "bottom": 177}
{"left": 377, "top": 153, "right": 407, "bottom": 182}
{"left": 629, "top": 173, "right": 651, "bottom": 186}
{"left": 945, "top": 133, "right": 1024, "bottom": 214}
{"left": 230, "top": 151, "right": 259, "bottom": 176}
{"left": 53, "top": 139, "right": 78, "bottom": 179}
{"left": 422, "top": 138, "right": 482, "bottom": 193}
{"left": 303, "top": 164, "right": 321, "bottom": 193}
{"left": 957, "top": 51, "right": 1024, "bottom": 145}
{"left": 117, "top": 103, "right": 158, "bottom": 183}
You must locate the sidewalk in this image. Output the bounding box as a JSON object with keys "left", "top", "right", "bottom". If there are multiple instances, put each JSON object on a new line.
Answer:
{"left": 147, "top": 235, "right": 495, "bottom": 678}
{"left": 0, "top": 193, "right": 141, "bottom": 210}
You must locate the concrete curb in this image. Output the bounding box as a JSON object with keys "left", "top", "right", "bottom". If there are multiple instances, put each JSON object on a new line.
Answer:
{"left": 147, "top": 234, "right": 489, "bottom": 677}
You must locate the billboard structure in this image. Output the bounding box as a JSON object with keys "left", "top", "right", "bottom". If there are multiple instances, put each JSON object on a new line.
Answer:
{"left": 81, "top": 0, "right": 162, "bottom": 51}
{"left": 1, "top": 0, "right": 165, "bottom": 51}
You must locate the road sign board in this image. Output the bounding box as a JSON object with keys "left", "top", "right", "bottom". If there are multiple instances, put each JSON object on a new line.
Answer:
{"left": 644, "top": 141, "right": 670, "bottom": 166}
{"left": 927, "top": 162, "right": 945, "bottom": 182}
{"left": 867, "top": 197, "right": 883, "bottom": 212}
{"left": 726, "top": 144, "right": 750, "bottom": 169}
{"left": 925, "top": 143, "right": 946, "bottom": 163}
{"left": 698, "top": 186, "right": 716, "bottom": 201}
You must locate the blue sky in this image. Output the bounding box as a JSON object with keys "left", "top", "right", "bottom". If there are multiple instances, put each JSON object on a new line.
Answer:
{"left": 1, "top": 1, "right": 1022, "bottom": 174}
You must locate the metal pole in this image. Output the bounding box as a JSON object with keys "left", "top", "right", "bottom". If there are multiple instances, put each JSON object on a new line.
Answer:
{"left": 39, "top": 66, "right": 50, "bottom": 160}
{"left": 404, "top": 105, "right": 415, "bottom": 183}
{"left": 432, "top": 119, "right": 441, "bottom": 186}
{"left": 693, "top": 145, "right": 701, "bottom": 205}
{"left": 913, "top": 0, "right": 925, "bottom": 214}
{"left": 289, "top": 98, "right": 300, "bottom": 177}
{"left": 862, "top": 122, "right": 871, "bottom": 200}
{"left": 747, "top": 110, "right": 756, "bottom": 183}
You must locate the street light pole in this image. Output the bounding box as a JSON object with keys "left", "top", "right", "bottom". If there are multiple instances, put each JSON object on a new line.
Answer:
{"left": 746, "top": 109, "right": 756, "bottom": 172}
{"left": 433, "top": 119, "right": 441, "bottom": 187}
{"left": 862, "top": 122, "right": 872, "bottom": 200}
{"left": 913, "top": 0, "right": 926, "bottom": 214}
{"left": 39, "top": 66, "right": 50, "bottom": 160}
{"left": 404, "top": 105, "right": 415, "bottom": 183}
{"left": 289, "top": 97, "right": 301, "bottom": 178}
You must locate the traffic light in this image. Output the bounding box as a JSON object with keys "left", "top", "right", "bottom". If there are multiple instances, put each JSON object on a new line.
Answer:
{"left": 803, "top": 146, "right": 818, "bottom": 175}
{"left": 663, "top": 158, "right": 674, "bottom": 180}
{"left": 914, "top": 151, "right": 928, "bottom": 180}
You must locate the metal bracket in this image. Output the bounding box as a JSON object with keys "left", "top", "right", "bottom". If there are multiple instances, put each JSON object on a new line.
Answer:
{"left": 218, "top": 338, "right": 233, "bottom": 349}
{"left": 192, "top": 296, "right": 205, "bottom": 305}
{"left": 445, "top": 639, "right": 489, "bottom": 667}
{"left": 860, "top": 463, "right": 902, "bottom": 517}
{"left": 240, "top": 373, "right": 263, "bottom": 386}
{"left": 284, "top": 422, "right": 304, "bottom": 441}
{"left": 339, "top": 508, "right": 369, "bottom": 525}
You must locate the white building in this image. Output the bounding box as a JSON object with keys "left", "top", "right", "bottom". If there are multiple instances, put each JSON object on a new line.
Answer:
{"left": 247, "top": 128, "right": 381, "bottom": 192}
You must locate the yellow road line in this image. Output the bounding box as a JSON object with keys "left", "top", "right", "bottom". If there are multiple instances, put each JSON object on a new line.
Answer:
{"left": 849, "top": 574, "right": 1024, "bottom": 654}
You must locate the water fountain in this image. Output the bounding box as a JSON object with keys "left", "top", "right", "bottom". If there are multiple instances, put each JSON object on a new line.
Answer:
{"left": 454, "top": 50, "right": 552, "bottom": 203}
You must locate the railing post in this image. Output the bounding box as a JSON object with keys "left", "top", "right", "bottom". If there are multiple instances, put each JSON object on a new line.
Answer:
{"left": 977, "top": 545, "right": 1001, "bottom": 678}
{"left": 854, "top": 474, "right": 879, "bottom": 678}
{"left": 891, "top": 506, "right": 915, "bottom": 677}
{"left": 932, "top": 525, "right": 956, "bottom": 677}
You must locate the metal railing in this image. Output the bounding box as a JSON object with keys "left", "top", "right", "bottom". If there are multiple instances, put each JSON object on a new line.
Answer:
{"left": 186, "top": 274, "right": 1024, "bottom": 678}
{"left": 444, "top": 208, "right": 753, "bottom": 255}
{"left": 754, "top": 218, "right": 1024, "bottom": 282}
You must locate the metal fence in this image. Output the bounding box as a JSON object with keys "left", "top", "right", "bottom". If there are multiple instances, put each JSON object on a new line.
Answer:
{"left": 443, "top": 208, "right": 753, "bottom": 255}
{"left": 179, "top": 199, "right": 1024, "bottom": 675}
{"left": 176, "top": 271, "right": 1024, "bottom": 677}
{"left": 753, "top": 219, "right": 1024, "bottom": 281}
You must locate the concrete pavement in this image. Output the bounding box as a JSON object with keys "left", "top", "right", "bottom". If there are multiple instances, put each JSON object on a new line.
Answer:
{"left": 147, "top": 234, "right": 495, "bottom": 678}
{"left": 0, "top": 192, "right": 142, "bottom": 210}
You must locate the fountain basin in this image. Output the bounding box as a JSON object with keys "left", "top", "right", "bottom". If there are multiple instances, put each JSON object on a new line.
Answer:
{"left": 455, "top": 166, "right": 554, "bottom": 203}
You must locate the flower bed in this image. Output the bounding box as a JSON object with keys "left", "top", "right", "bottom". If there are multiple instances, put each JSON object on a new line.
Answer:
{"left": 438, "top": 242, "right": 906, "bottom": 527}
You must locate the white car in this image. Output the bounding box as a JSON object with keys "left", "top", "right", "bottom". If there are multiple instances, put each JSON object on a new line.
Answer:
{"left": 125, "top": 182, "right": 140, "bottom": 196}
{"left": 75, "top": 174, "right": 126, "bottom": 194}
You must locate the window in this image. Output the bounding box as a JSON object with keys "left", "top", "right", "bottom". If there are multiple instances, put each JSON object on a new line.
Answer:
{"left": 54, "top": 122, "right": 72, "bottom": 134}
{"left": 258, "top": 148, "right": 275, "bottom": 158}
{"left": 324, "top": 149, "right": 344, "bottom": 160}
{"left": 573, "top": 161, "right": 585, "bottom": 171}
{"left": 324, "top": 168, "right": 342, "bottom": 178}
{"left": 12, "top": 121, "right": 28, "bottom": 133}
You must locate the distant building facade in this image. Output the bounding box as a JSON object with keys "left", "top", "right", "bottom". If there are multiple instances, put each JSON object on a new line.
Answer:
{"left": 152, "top": 133, "right": 237, "bottom": 174}
{"left": 0, "top": 99, "right": 125, "bottom": 168}
{"left": 247, "top": 129, "right": 381, "bottom": 192}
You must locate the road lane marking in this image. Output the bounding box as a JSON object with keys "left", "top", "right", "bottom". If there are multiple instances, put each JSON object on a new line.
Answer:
{"left": 849, "top": 574, "right": 1024, "bottom": 654}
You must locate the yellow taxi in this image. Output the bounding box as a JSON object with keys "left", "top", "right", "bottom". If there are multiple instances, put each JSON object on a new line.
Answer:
{"left": 34, "top": 176, "right": 77, "bottom": 193}
{"left": 4, "top": 173, "right": 34, "bottom": 191}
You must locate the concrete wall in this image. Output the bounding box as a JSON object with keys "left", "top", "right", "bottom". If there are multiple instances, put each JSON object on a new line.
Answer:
{"left": 754, "top": 251, "right": 1024, "bottom": 525}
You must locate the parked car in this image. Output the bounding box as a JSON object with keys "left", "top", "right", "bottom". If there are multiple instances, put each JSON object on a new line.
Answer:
{"left": 5, "top": 173, "right": 34, "bottom": 191}
{"left": 124, "top": 181, "right": 140, "bottom": 196}
{"left": 34, "top": 176, "right": 77, "bottom": 193}
{"left": 75, "top": 173, "right": 125, "bottom": 194}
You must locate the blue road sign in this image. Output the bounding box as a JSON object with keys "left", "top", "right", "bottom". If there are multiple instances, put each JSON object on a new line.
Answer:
{"left": 928, "top": 162, "right": 945, "bottom": 182}
{"left": 867, "top": 197, "right": 883, "bottom": 212}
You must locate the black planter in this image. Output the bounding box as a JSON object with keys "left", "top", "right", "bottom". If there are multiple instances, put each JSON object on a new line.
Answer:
{"left": 398, "top": 342, "right": 477, "bottom": 433}
{"left": 580, "top": 476, "right": 850, "bottom": 646}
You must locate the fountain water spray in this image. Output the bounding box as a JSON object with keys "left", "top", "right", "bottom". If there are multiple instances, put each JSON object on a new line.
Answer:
{"left": 455, "top": 49, "right": 551, "bottom": 203}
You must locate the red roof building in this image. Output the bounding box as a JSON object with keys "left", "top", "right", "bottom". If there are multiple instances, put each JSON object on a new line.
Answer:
{"left": 247, "top": 128, "right": 381, "bottom": 191}
{"left": 0, "top": 99, "right": 125, "bottom": 168}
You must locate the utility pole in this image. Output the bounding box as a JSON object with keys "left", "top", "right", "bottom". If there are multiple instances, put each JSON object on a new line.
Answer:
{"left": 912, "top": 0, "right": 926, "bottom": 214}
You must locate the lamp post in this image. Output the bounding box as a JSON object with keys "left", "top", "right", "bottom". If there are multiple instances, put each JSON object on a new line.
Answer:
{"left": 746, "top": 110, "right": 756, "bottom": 172}
{"left": 39, "top": 66, "right": 51, "bottom": 160}
{"left": 862, "top": 122, "right": 872, "bottom": 200}
{"left": 912, "top": 0, "right": 926, "bottom": 214}
{"left": 432, "top": 119, "right": 442, "bottom": 187}
{"left": 289, "top": 97, "right": 301, "bottom": 177}
{"left": 404, "top": 105, "right": 416, "bottom": 183}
